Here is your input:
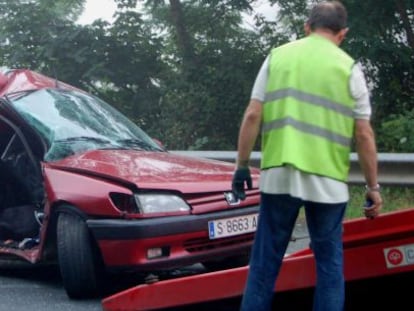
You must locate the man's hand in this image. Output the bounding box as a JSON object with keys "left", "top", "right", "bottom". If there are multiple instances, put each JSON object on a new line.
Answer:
{"left": 363, "top": 189, "right": 383, "bottom": 219}
{"left": 232, "top": 167, "right": 252, "bottom": 201}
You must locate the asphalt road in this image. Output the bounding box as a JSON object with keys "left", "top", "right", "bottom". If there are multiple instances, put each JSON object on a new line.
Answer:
{"left": 0, "top": 221, "right": 310, "bottom": 311}
{"left": 0, "top": 263, "right": 248, "bottom": 311}
{"left": 0, "top": 265, "right": 102, "bottom": 311}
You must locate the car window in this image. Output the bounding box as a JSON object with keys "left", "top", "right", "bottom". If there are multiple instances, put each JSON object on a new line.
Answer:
{"left": 10, "top": 89, "right": 163, "bottom": 161}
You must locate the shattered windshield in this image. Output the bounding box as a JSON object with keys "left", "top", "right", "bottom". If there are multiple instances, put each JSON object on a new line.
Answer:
{"left": 10, "top": 89, "right": 163, "bottom": 161}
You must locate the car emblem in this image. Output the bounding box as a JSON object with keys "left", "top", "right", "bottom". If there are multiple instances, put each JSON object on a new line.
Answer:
{"left": 224, "top": 192, "right": 240, "bottom": 206}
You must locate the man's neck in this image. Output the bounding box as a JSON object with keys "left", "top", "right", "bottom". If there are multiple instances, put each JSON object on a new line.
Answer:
{"left": 311, "top": 29, "right": 341, "bottom": 45}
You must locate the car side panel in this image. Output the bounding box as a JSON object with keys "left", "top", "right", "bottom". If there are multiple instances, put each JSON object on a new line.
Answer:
{"left": 43, "top": 165, "right": 131, "bottom": 217}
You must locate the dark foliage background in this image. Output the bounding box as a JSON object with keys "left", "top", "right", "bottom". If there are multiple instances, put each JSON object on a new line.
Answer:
{"left": 1, "top": 0, "right": 413, "bottom": 151}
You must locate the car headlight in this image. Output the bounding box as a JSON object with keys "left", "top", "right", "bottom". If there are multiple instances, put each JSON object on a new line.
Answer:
{"left": 134, "top": 193, "right": 190, "bottom": 214}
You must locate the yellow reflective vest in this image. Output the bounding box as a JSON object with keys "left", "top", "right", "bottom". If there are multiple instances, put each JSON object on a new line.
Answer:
{"left": 261, "top": 34, "right": 356, "bottom": 181}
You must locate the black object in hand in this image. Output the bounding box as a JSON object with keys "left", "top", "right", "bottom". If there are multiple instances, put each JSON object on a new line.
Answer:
{"left": 364, "top": 198, "right": 375, "bottom": 220}
{"left": 364, "top": 199, "right": 373, "bottom": 208}
{"left": 231, "top": 168, "right": 252, "bottom": 201}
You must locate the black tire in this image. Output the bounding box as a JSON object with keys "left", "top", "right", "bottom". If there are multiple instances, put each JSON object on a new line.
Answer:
{"left": 202, "top": 252, "right": 250, "bottom": 271}
{"left": 57, "top": 211, "right": 105, "bottom": 299}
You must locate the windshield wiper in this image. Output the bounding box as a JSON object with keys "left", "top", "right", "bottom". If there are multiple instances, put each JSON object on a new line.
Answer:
{"left": 55, "top": 136, "right": 112, "bottom": 144}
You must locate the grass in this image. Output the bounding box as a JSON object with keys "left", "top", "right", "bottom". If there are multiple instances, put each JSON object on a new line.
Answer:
{"left": 346, "top": 186, "right": 414, "bottom": 219}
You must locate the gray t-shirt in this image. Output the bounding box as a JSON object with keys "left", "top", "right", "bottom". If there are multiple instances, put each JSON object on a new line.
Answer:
{"left": 252, "top": 55, "right": 371, "bottom": 203}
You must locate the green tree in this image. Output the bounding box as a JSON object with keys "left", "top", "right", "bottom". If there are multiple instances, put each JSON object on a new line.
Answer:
{"left": 137, "top": 0, "right": 267, "bottom": 149}
{"left": 342, "top": 0, "right": 414, "bottom": 151}
{"left": 0, "top": 0, "right": 164, "bottom": 131}
{"left": 0, "top": 0, "right": 84, "bottom": 73}
{"left": 2, "top": 1, "right": 412, "bottom": 152}
{"left": 379, "top": 109, "right": 414, "bottom": 152}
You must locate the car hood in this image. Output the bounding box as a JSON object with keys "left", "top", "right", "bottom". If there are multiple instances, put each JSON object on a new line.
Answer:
{"left": 49, "top": 150, "right": 257, "bottom": 193}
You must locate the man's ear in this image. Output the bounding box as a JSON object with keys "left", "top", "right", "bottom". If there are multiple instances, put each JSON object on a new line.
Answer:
{"left": 337, "top": 27, "right": 349, "bottom": 44}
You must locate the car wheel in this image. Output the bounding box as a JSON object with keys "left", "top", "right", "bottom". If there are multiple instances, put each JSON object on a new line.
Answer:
{"left": 202, "top": 252, "right": 250, "bottom": 271}
{"left": 57, "top": 211, "right": 105, "bottom": 299}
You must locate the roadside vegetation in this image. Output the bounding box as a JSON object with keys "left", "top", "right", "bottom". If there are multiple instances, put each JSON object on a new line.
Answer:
{"left": 0, "top": 0, "right": 413, "bottom": 152}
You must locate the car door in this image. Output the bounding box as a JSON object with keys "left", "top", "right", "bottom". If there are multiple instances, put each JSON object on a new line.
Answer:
{"left": 0, "top": 97, "right": 46, "bottom": 256}
{"left": 0, "top": 97, "right": 46, "bottom": 205}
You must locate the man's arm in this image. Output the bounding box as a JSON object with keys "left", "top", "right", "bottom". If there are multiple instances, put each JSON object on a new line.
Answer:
{"left": 236, "top": 99, "right": 262, "bottom": 168}
{"left": 354, "top": 119, "right": 383, "bottom": 217}
{"left": 232, "top": 56, "right": 267, "bottom": 200}
{"left": 236, "top": 55, "right": 269, "bottom": 167}
{"left": 231, "top": 99, "right": 262, "bottom": 200}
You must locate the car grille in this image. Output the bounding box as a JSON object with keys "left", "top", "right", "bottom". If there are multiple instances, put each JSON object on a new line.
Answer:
{"left": 183, "top": 233, "right": 254, "bottom": 253}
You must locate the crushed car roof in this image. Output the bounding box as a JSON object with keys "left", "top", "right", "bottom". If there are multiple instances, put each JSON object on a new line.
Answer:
{"left": 0, "top": 69, "right": 79, "bottom": 96}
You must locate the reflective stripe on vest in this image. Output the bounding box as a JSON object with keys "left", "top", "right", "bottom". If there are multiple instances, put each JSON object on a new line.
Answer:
{"left": 261, "top": 35, "right": 356, "bottom": 181}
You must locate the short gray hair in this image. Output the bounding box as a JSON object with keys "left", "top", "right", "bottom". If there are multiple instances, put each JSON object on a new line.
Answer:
{"left": 307, "top": 1, "right": 347, "bottom": 33}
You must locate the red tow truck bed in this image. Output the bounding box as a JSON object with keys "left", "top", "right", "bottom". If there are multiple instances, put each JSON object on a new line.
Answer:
{"left": 102, "top": 207, "right": 414, "bottom": 311}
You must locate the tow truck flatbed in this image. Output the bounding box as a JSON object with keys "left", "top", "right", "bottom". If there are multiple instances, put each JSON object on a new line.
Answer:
{"left": 102, "top": 207, "right": 414, "bottom": 311}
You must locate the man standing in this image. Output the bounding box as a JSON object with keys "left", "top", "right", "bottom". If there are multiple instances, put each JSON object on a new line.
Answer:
{"left": 232, "top": 1, "right": 383, "bottom": 310}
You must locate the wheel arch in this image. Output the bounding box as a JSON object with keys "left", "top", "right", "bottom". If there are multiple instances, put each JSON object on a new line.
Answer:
{"left": 41, "top": 201, "right": 99, "bottom": 263}
{"left": 54, "top": 202, "right": 108, "bottom": 299}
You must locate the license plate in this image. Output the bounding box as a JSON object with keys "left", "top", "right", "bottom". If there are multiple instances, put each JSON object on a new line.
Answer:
{"left": 208, "top": 213, "right": 258, "bottom": 239}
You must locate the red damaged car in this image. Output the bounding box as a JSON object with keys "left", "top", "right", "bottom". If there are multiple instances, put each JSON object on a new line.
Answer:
{"left": 0, "top": 69, "right": 260, "bottom": 299}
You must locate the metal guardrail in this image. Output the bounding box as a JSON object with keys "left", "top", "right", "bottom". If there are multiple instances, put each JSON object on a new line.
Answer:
{"left": 171, "top": 151, "right": 414, "bottom": 186}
